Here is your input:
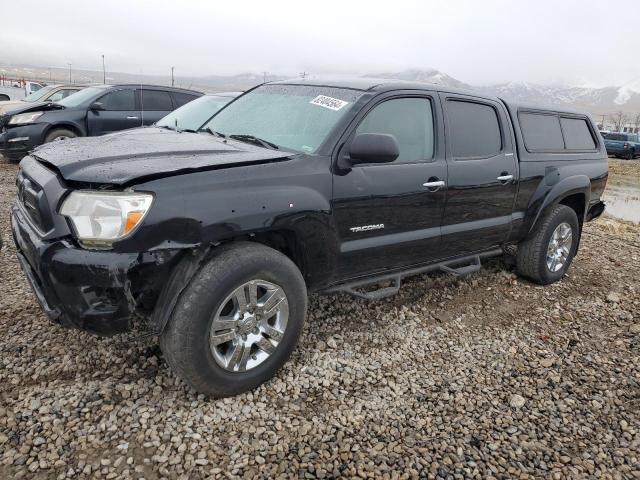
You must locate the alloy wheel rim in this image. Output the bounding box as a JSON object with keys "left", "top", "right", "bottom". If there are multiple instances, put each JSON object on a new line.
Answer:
{"left": 209, "top": 279, "right": 288, "bottom": 372}
{"left": 546, "top": 222, "right": 573, "bottom": 273}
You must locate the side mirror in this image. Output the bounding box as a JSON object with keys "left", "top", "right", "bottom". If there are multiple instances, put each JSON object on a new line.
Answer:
{"left": 90, "top": 102, "right": 104, "bottom": 111}
{"left": 348, "top": 133, "right": 399, "bottom": 165}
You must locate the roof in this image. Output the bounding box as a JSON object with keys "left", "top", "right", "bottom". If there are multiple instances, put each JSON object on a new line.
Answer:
{"left": 96, "top": 84, "right": 203, "bottom": 94}
{"left": 270, "top": 76, "right": 500, "bottom": 100}
{"left": 504, "top": 101, "right": 596, "bottom": 118}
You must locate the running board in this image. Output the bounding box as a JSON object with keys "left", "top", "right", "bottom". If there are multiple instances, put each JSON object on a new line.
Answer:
{"left": 325, "top": 249, "right": 501, "bottom": 301}
{"left": 439, "top": 255, "right": 481, "bottom": 276}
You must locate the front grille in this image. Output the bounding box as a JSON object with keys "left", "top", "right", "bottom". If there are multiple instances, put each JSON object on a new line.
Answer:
{"left": 16, "top": 170, "right": 49, "bottom": 233}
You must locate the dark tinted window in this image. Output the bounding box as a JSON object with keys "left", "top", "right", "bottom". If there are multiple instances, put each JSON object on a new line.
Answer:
{"left": 173, "top": 92, "right": 199, "bottom": 108}
{"left": 606, "top": 133, "right": 628, "bottom": 141}
{"left": 560, "top": 117, "right": 596, "bottom": 150}
{"left": 356, "top": 98, "right": 434, "bottom": 162}
{"left": 141, "top": 90, "right": 173, "bottom": 111}
{"left": 447, "top": 100, "right": 502, "bottom": 158}
{"left": 99, "top": 89, "right": 136, "bottom": 111}
{"left": 519, "top": 113, "right": 564, "bottom": 151}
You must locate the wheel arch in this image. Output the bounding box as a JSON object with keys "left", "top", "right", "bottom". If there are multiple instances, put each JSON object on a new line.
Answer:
{"left": 526, "top": 175, "right": 590, "bottom": 238}
{"left": 43, "top": 122, "right": 85, "bottom": 140}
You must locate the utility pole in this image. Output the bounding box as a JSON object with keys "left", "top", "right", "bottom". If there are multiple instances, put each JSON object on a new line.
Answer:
{"left": 171, "top": 66, "right": 175, "bottom": 87}
{"left": 49, "top": 68, "right": 52, "bottom": 81}
{"left": 68, "top": 63, "right": 72, "bottom": 83}
{"left": 601, "top": 114, "right": 606, "bottom": 130}
{"left": 101, "top": 54, "right": 106, "bottom": 84}
{"left": 262, "top": 71, "right": 268, "bottom": 84}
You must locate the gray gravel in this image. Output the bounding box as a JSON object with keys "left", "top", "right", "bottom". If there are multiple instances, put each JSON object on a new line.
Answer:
{"left": 1, "top": 159, "right": 639, "bottom": 479}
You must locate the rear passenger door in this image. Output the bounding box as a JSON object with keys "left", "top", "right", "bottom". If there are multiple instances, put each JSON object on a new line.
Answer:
{"left": 332, "top": 92, "right": 447, "bottom": 278}
{"left": 140, "top": 89, "right": 174, "bottom": 125}
{"left": 87, "top": 88, "right": 141, "bottom": 136}
{"left": 440, "top": 94, "right": 517, "bottom": 255}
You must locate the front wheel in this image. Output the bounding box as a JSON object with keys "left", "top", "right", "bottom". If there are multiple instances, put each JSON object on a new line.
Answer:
{"left": 160, "top": 242, "right": 307, "bottom": 397}
{"left": 516, "top": 205, "right": 580, "bottom": 285}
{"left": 44, "top": 128, "right": 77, "bottom": 143}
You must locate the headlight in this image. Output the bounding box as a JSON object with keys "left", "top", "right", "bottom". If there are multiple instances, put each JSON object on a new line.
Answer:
{"left": 8, "top": 112, "right": 44, "bottom": 125}
{"left": 60, "top": 191, "right": 154, "bottom": 248}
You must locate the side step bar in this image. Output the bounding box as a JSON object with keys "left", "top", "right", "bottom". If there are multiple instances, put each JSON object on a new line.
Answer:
{"left": 324, "top": 249, "right": 502, "bottom": 301}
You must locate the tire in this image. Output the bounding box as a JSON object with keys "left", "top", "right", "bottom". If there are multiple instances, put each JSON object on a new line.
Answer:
{"left": 625, "top": 149, "right": 634, "bottom": 160}
{"left": 516, "top": 204, "right": 580, "bottom": 285}
{"left": 160, "top": 242, "right": 307, "bottom": 397}
{"left": 44, "top": 128, "right": 77, "bottom": 143}
{"left": 0, "top": 94, "right": 9, "bottom": 101}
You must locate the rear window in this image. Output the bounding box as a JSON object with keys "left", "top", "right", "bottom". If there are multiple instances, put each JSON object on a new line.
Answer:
{"left": 447, "top": 100, "right": 502, "bottom": 158}
{"left": 519, "top": 113, "right": 565, "bottom": 151}
{"left": 560, "top": 117, "right": 596, "bottom": 150}
{"left": 141, "top": 90, "right": 173, "bottom": 111}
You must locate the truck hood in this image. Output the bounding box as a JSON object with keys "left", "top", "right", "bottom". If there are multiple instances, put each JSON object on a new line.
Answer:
{"left": 31, "top": 127, "right": 293, "bottom": 185}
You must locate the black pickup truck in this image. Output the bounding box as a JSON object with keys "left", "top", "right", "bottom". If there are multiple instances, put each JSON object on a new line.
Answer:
{"left": 11, "top": 78, "right": 607, "bottom": 396}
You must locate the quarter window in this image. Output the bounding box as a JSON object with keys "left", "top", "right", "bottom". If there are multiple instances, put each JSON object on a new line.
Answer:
{"left": 99, "top": 89, "right": 136, "bottom": 111}
{"left": 447, "top": 100, "right": 502, "bottom": 158}
{"left": 355, "top": 98, "right": 435, "bottom": 162}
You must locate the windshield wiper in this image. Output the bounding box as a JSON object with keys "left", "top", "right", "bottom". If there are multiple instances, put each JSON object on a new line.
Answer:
{"left": 200, "top": 126, "right": 226, "bottom": 138}
{"left": 156, "top": 124, "right": 175, "bottom": 131}
{"left": 228, "top": 134, "right": 279, "bottom": 150}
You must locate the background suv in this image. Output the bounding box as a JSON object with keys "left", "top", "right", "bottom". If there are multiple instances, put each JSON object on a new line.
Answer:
{"left": 0, "top": 84, "right": 202, "bottom": 162}
{"left": 603, "top": 132, "right": 640, "bottom": 159}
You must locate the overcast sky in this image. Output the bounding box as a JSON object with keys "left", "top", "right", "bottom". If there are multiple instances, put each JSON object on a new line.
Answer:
{"left": 0, "top": 0, "right": 636, "bottom": 87}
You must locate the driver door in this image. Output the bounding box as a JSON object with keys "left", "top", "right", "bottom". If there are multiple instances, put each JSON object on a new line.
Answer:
{"left": 332, "top": 92, "right": 447, "bottom": 279}
{"left": 87, "top": 88, "right": 141, "bottom": 136}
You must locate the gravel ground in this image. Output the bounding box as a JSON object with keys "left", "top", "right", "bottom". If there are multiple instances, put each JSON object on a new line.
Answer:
{"left": 0, "top": 159, "right": 639, "bottom": 479}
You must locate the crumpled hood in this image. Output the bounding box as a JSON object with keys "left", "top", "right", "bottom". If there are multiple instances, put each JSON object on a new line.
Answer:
{"left": 31, "top": 127, "right": 293, "bottom": 185}
{"left": 0, "top": 100, "right": 27, "bottom": 114}
{"left": 1, "top": 101, "right": 62, "bottom": 117}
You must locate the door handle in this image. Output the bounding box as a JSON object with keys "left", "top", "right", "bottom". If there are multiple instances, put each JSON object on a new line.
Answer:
{"left": 126, "top": 116, "right": 139, "bottom": 120}
{"left": 497, "top": 174, "right": 514, "bottom": 182}
{"left": 423, "top": 180, "right": 445, "bottom": 188}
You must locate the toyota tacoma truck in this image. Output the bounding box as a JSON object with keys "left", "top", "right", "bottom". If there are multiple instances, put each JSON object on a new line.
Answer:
{"left": 11, "top": 78, "right": 608, "bottom": 397}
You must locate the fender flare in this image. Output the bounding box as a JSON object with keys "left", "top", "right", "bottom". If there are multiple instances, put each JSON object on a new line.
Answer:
{"left": 526, "top": 174, "right": 591, "bottom": 236}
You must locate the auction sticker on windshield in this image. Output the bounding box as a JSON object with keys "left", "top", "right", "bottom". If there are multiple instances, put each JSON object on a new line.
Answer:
{"left": 310, "top": 95, "right": 349, "bottom": 111}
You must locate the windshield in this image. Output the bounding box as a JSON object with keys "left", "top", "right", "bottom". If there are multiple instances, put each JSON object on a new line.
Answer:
{"left": 157, "top": 95, "right": 234, "bottom": 131}
{"left": 57, "top": 86, "right": 106, "bottom": 108}
{"left": 203, "top": 84, "right": 363, "bottom": 153}
{"left": 23, "top": 85, "right": 55, "bottom": 103}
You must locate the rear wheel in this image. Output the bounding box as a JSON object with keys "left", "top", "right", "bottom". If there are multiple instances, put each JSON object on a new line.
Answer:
{"left": 44, "top": 128, "right": 77, "bottom": 143}
{"left": 516, "top": 205, "right": 580, "bottom": 285}
{"left": 160, "top": 242, "right": 307, "bottom": 397}
{"left": 625, "top": 149, "right": 634, "bottom": 160}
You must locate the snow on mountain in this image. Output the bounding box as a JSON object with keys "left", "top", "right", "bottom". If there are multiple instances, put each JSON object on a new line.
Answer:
{"left": 366, "top": 69, "right": 640, "bottom": 115}
{"left": 614, "top": 78, "right": 640, "bottom": 105}
{"left": 364, "top": 68, "right": 471, "bottom": 89}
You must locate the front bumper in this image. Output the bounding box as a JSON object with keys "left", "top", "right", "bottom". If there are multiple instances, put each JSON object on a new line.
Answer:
{"left": 0, "top": 124, "right": 47, "bottom": 161}
{"left": 11, "top": 205, "right": 182, "bottom": 335}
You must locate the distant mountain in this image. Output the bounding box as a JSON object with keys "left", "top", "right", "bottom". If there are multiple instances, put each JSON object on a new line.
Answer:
{"left": 366, "top": 69, "right": 640, "bottom": 116}
{"left": 364, "top": 68, "right": 471, "bottom": 89}
{"left": 5, "top": 62, "right": 640, "bottom": 117}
